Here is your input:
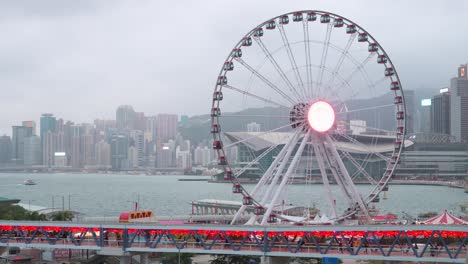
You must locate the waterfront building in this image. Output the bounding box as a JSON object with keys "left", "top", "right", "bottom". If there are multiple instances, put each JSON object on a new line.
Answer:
{"left": 42, "top": 131, "right": 57, "bottom": 167}
{"left": 418, "top": 99, "right": 432, "bottom": 133}
{"left": 21, "top": 121, "right": 36, "bottom": 135}
{"left": 116, "top": 105, "right": 136, "bottom": 131}
{"left": 111, "top": 134, "right": 129, "bottom": 170}
{"left": 0, "top": 135, "right": 12, "bottom": 164}
{"left": 82, "top": 133, "right": 95, "bottom": 166}
{"left": 431, "top": 89, "right": 451, "bottom": 135}
{"left": 247, "top": 122, "right": 261, "bottom": 132}
{"left": 24, "top": 136, "right": 41, "bottom": 166}
{"left": 71, "top": 125, "right": 83, "bottom": 168}
{"left": 12, "top": 125, "right": 33, "bottom": 165}
{"left": 145, "top": 116, "right": 157, "bottom": 142}
{"left": 130, "top": 130, "right": 145, "bottom": 167}
{"left": 40, "top": 114, "right": 56, "bottom": 140}
{"left": 53, "top": 152, "right": 67, "bottom": 167}
{"left": 396, "top": 142, "right": 468, "bottom": 179}
{"left": 40, "top": 114, "right": 57, "bottom": 166}
{"left": 156, "top": 142, "right": 174, "bottom": 168}
{"left": 95, "top": 140, "right": 111, "bottom": 168}
{"left": 350, "top": 120, "right": 366, "bottom": 135}
{"left": 156, "top": 114, "right": 178, "bottom": 142}
{"left": 128, "top": 146, "right": 138, "bottom": 168}
{"left": 176, "top": 146, "right": 191, "bottom": 170}
{"left": 450, "top": 64, "right": 468, "bottom": 142}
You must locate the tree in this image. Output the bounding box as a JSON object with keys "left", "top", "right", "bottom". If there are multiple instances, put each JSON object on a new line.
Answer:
{"left": 210, "top": 255, "right": 260, "bottom": 264}
{"left": 160, "top": 253, "right": 193, "bottom": 264}
{"left": 50, "top": 210, "right": 74, "bottom": 221}
{"left": 0, "top": 205, "right": 46, "bottom": 221}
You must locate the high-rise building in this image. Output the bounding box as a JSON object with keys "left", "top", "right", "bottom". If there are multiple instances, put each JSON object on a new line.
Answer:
{"left": 12, "top": 126, "right": 33, "bottom": 164}
{"left": 95, "top": 140, "right": 111, "bottom": 168}
{"left": 450, "top": 64, "right": 468, "bottom": 142}
{"left": 40, "top": 114, "right": 57, "bottom": 166}
{"left": 116, "top": 105, "right": 136, "bottom": 131}
{"left": 24, "top": 136, "right": 41, "bottom": 165}
{"left": 431, "top": 89, "right": 451, "bottom": 134}
{"left": 111, "top": 135, "right": 129, "bottom": 170}
{"left": 128, "top": 146, "right": 139, "bottom": 168}
{"left": 40, "top": 114, "right": 56, "bottom": 139}
{"left": 134, "top": 112, "right": 146, "bottom": 131}
{"left": 146, "top": 116, "right": 157, "bottom": 141}
{"left": 156, "top": 114, "right": 178, "bottom": 142}
{"left": 54, "top": 152, "right": 67, "bottom": 167}
{"left": 42, "top": 131, "right": 57, "bottom": 167}
{"left": 0, "top": 135, "right": 12, "bottom": 164}
{"left": 404, "top": 90, "right": 416, "bottom": 134}
{"left": 130, "top": 130, "right": 145, "bottom": 167}
{"left": 247, "top": 122, "right": 261, "bottom": 132}
{"left": 71, "top": 125, "right": 83, "bottom": 168}
{"left": 22, "top": 121, "right": 36, "bottom": 135}
{"left": 156, "top": 142, "right": 174, "bottom": 168}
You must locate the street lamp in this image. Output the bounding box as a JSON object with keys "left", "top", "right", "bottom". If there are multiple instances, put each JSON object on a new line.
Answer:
{"left": 52, "top": 195, "right": 65, "bottom": 211}
{"left": 27, "top": 200, "right": 36, "bottom": 211}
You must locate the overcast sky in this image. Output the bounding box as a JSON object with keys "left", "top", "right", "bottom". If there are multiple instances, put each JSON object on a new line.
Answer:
{"left": 0, "top": 0, "right": 467, "bottom": 136}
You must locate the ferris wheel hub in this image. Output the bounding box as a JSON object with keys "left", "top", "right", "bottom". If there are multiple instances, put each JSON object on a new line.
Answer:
{"left": 307, "top": 101, "right": 335, "bottom": 132}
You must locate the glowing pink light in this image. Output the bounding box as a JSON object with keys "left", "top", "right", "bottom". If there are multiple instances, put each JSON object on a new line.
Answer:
{"left": 307, "top": 101, "right": 335, "bottom": 132}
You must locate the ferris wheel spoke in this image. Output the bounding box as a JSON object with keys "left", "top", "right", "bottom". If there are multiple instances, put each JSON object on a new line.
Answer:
{"left": 326, "top": 53, "right": 375, "bottom": 99}
{"left": 311, "top": 139, "right": 338, "bottom": 218}
{"left": 278, "top": 24, "right": 307, "bottom": 100}
{"left": 324, "top": 135, "right": 370, "bottom": 218}
{"left": 332, "top": 141, "right": 378, "bottom": 185}
{"left": 234, "top": 58, "right": 297, "bottom": 105}
{"left": 261, "top": 129, "right": 310, "bottom": 225}
{"left": 224, "top": 122, "right": 300, "bottom": 148}
{"left": 230, "top": 129, "right": 303, "bottom": 224}
{"left": 336, "top": 104, "right": 395, "bottom": 114}
{"left": 253, "top": 37, "right": 303, "bottom": 102}
{"left": 323, "top": 33, "right": 357, "bottom": 92}
{"left": 223, "top": 84, "right": 290, "bottom": 108}
{"left": 303, "top": 21, "right": 314, "bottom": 99}
{"left": 316, "top": 23, "right": 333, "bottom": 97}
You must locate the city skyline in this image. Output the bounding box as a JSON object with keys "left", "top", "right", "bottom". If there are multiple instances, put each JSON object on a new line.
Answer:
{"left": 0, "top": 0, "right": 467, "bottom": 135}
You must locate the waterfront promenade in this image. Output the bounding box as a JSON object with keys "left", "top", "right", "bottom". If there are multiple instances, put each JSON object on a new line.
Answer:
{"left": 0, "top": 221, "right": 467, "bottom": 263}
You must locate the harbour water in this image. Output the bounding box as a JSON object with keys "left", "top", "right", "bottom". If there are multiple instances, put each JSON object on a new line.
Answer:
{"left": 0, "top": 173, "right": 465, "bottom": 218}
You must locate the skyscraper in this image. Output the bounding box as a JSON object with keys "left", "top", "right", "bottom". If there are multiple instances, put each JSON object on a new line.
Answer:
{"left": 111, "top": 134, "right": 129, "bottom": 170}
{"left": 450, "top": 64, "right": 468, "bottom": 142}
{"left": 40, "top": 114, "right": 57, "bottom": 165}
{"left": 130, "top": 130, "right": 144, "bottom": 167}
{"left": 0, "top": 135, "right": 12, "bottom": 164}
{"left": 22, "top": 121, "right": 36, "bottom": 135}
{"left": 431, "top": 89, "right": 451, "bottom": 134}
{"left": 95, "top": 140, "right": 111, "bottom": 168}
{"left": 156, "top": 114, "right": 178, "bottom": 142}
{"left": 116, "top": 105, "right": 136, "bottom": 131}
{"left": 24, "top": 136, "right": 42, "bottom": 165}
{"left": 12, "top": 126, "right": 33, "bottom": 164}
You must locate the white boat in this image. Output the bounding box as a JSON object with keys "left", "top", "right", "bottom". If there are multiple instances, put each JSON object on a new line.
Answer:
{"left": 23, "top": 179, "right": 37, "bottom": 185}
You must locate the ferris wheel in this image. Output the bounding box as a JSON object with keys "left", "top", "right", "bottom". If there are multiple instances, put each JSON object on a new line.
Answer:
{"left": 210, "top": 10, "right": 406, "bottom": 225}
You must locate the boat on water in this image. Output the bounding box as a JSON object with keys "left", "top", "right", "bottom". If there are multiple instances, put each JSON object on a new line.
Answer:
{"left": 23, "top": 179, "right": 37, "bottom": 185}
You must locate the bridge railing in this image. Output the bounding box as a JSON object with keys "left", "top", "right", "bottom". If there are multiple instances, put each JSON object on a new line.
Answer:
{"left": 0, "top": 221, "right": 466, "bottom": 261}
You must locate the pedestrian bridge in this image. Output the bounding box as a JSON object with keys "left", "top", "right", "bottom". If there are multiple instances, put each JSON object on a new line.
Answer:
{"left": 0, "top": 221, "right": 467, "bottom": 263}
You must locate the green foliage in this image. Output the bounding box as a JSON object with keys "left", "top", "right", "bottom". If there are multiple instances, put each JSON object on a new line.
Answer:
{"left": 0, "top": 205, "right": 46, "bottom": 221}
{"left": 210, "top": 255, "right": 260, "bottom": 264}
{"left": 50, "top": 210, "right": 74, "bottom": 221}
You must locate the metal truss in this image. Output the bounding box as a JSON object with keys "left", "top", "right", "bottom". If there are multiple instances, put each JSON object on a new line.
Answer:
{"left": 0, "top": 222, "right": 467, "bottom": 262}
